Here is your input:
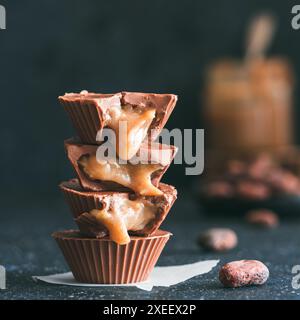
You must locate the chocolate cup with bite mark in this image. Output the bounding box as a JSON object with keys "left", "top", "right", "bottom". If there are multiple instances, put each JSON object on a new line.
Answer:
{"left": 59, "top": 179, "right": 177, "bottom": 238}
{"left": 64, "top": 138, "right": 177, "bottom": 194}
{"left": 52, "top": 229, "right": 171, "bottom": 284}
{"left": 58, "top": 91, "right": 177, "bottom": 145}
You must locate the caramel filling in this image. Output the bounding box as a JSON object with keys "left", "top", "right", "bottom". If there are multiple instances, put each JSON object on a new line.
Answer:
{"left": 89, "top": 197, "right": 156, "bottom": 244}
{"left": 105, "top": 105, "right": 156, "bottom": 160}
{"left": 79, "top": 155, "right": 163, "bottom": 196}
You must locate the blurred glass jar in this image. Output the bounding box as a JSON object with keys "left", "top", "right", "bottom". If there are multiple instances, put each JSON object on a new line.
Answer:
{"left": 203, "top": 58, "right": 294, "bottom": 161}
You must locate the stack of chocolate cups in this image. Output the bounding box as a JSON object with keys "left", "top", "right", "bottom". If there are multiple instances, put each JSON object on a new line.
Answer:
{"left": 53, "top": 91, "right": 178, "bottom": 284}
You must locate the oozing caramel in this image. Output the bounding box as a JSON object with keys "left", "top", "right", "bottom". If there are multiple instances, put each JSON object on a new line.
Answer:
{"left": 105, "top": 104, "right": 156, "bottom": 160}
{"left": 79, "top": 155, "right": 163, "bottom": 196}
{"left": 89, "top": 197, "right": 156, "bottom": 244}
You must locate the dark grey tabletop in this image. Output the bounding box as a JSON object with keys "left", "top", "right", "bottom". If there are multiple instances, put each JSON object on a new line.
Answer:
{"left": 1, "top": 191, "right": 300, "bottom": 300}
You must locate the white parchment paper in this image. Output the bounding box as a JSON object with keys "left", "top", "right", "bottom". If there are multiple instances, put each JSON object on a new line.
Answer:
{"left": 33, "top": 260, "right": 219, "bottom": 291}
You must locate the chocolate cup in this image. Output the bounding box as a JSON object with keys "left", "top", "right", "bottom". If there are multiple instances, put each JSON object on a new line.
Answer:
{"left": 59, "top": 179, "right": 177, "bottom": 237}
{"left": 59, "top": 91, "right": 177, "bottom": 145}
{"left": 52, "top": 229, "right": 171, "bottom": 284}
{"left": 64, "top": 138, "right": 177, "bottom": 193}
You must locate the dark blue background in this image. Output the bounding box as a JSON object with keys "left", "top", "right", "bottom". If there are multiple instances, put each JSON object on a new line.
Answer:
{"left": 0, "top": 0, "right": 299, "bottom": 198}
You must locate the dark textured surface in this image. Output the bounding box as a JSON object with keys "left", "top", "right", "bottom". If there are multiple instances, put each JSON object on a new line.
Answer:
{"left": 1, "top": 192, "right": 300, "bottom": 300}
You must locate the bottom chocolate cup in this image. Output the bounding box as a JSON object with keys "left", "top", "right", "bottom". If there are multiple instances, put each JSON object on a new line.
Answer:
{"left": 52, "top": 229, "right": 171, "bottom": 284}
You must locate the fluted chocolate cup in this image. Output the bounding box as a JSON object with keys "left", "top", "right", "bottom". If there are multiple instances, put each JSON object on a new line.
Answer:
{"left": 59, "top": 179, "right": 177, "bottom": 238}
{"left": 64, "top": 138, "right": 178, "bottom": 193}
{"left": 58, "top": 91, "right": 177, "bottom": 145}
{"left": 52, "top": 229, "right": 171, "bottom": 284}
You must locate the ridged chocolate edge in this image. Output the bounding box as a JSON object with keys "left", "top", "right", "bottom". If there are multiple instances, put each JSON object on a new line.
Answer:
{"left": 59, "top": 92, "right": 177, "bottom": 145}
{"left": 59, "top": 179, "right": 177, "bottom": 237}
{"left": 60, "top": 99, "right": 103, "bottom": 144}
{"left": 64, "top": 139, "right": 178, "bottom": 193}
{"left": 52, "top": 230, "right": 171, "bottom": 284}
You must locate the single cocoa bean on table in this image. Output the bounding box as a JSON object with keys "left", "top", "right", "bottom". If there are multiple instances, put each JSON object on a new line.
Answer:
{"left": 198, "top": 228, "right": 237, "bottom": 252}
{"left": 206, "top": 181, "right": 233, "bottom": 198}
{"left": 236, "top": 181, "right": 270, "bottom": 200}
{"left": 245, "top": 209, "right": 279, "bottom": 228}
{"left": 219, "top": 260, "right": 269, "bottom": 288}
